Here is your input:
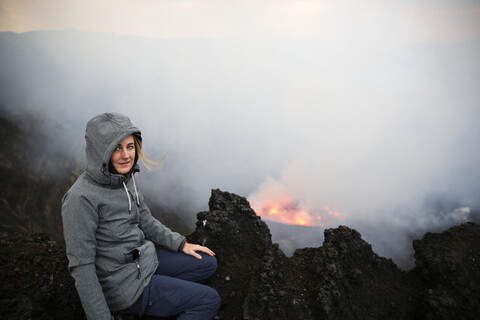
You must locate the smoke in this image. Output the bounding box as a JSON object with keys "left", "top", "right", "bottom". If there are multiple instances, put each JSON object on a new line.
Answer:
{"left": 1, "top": 29, "right": 479, "bottom": 268}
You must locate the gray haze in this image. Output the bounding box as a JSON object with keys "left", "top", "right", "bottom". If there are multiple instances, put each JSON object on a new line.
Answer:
{"left": 1, "top": 30, "right": 479, "bottom": 268}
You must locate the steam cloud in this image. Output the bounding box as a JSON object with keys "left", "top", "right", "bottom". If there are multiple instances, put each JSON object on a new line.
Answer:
{"left": 1, "top": 29, "right": 479, "bottom": 268}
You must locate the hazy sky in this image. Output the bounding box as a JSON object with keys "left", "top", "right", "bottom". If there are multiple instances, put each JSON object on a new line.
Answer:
{"left": 1, "top": 0, "right": 480, "bottom": 43}
{"left": 1, "top": 0, "right": 479, "bottom": 268}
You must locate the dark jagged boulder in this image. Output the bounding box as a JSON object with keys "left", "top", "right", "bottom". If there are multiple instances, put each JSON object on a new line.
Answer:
{"left": 243, "top": 243, "right": 314, "bottom": 319}
{"left": 244, "top": 226, "right": 421, "bottom": 320}
{"left": 187, "top": 189, "right": 273, "bottom": 319}
{"left": 311, "top": 226, "right": 420, "bottom": 320}
{"left": 191, "top": 188, "right": 272, "bottom": 255}
{"left": 413, "top": 222, "right": 480, "bottom": 320}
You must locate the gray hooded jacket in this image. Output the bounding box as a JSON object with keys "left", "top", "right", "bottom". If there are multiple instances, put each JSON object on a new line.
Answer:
{"left": 62, "top": 113, "right": 185, "bottom": 320}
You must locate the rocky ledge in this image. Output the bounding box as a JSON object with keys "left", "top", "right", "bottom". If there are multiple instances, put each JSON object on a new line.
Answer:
{"left": 1, "top": 189, "right": 479, "bottom": 320}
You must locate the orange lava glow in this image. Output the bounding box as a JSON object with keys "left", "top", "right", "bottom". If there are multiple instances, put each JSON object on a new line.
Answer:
{"left": 254, "top": 196, "right": 343, "bottom": 227}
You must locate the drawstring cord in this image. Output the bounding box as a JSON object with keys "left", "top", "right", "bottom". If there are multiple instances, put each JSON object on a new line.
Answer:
{"left": 123, "top": 181, "right": 132, "bottom": 212}
{"left": 123, "top": 176, "right": 140, "bottom": 212}
{"left": 132, "top": 175, "right": 140, "bottom": 206}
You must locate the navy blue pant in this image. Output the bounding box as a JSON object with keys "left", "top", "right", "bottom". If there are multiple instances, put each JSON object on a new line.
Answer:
{"left": 128, "top": 249, "right": 220, "bottom": 319}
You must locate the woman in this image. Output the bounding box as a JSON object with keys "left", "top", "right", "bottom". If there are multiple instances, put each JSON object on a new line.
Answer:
{"left": 62, "top": 112, "right": 220, "bottom": 320}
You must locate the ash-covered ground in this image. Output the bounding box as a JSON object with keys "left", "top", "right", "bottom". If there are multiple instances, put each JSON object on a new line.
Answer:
{"left": 1, "top": 189, "right": 479, "bottom": 320}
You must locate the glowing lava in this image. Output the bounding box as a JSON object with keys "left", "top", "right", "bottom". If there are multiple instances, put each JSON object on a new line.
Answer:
{"left": 254, "top": 197, "right": 343, "bottom": 227}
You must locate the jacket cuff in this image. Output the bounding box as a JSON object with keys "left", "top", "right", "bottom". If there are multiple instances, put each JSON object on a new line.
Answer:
{"left": 177, "top": 238, "right": 187, "bottom": 252}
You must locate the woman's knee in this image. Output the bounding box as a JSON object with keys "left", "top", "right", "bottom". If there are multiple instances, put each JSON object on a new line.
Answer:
{"left": 203, "top": 286, "right": 221, "bottom": 314}
{"left": 199, "top": 253, "right": 217, "bottom": 278}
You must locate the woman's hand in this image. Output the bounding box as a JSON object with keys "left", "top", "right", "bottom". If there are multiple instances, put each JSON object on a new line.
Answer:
{"left": 182, "top": 242, "right": 215, "bottom": 259}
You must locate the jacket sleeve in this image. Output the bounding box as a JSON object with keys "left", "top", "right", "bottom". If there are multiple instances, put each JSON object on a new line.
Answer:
{"left": 137, "top": 193, "right": 185, "bottom": 251}
{"left": 62, "top": 191, "right": 113, "bottom": 320}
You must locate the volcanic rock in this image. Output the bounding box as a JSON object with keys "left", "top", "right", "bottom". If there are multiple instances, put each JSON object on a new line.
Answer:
{"left": 0, "top": 232, "right": 84, "bottom": 319}
{"left": 1, "top": 189, "right": 479, "bottom": 320}
{"left": 243, "top": 225, "right": 420, "bottom": 320}
{"left": 187, "top": 189, "right": 273, "bottom": 319}
{"left": 413, "top": 222, "right": 480, "bottom": 320}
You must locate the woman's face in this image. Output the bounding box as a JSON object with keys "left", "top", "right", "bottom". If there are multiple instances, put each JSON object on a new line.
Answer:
{"left": 110, "top": 135, "right": 135, "bottom": 174}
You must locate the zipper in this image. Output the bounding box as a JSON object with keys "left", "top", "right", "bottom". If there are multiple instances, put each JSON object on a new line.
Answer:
{"left": 135, "top": 260, "right": 141, "bottom": 279}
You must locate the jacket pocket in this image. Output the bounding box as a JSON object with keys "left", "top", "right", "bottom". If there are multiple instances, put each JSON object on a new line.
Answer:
{"left": 121, "top": 241, "right": 157, "bottom": 278}
{"left": 123, "top": 247, "right": 139, "bottom": 264}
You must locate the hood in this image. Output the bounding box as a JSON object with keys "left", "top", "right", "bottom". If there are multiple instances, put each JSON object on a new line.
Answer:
{"left": 85, "top": 112, "right": 141, "bottom": 186}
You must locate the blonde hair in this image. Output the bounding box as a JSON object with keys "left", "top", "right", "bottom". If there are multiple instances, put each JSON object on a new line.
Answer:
{"left": 133, "top": 135, "right": 163, "bottom": 171}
